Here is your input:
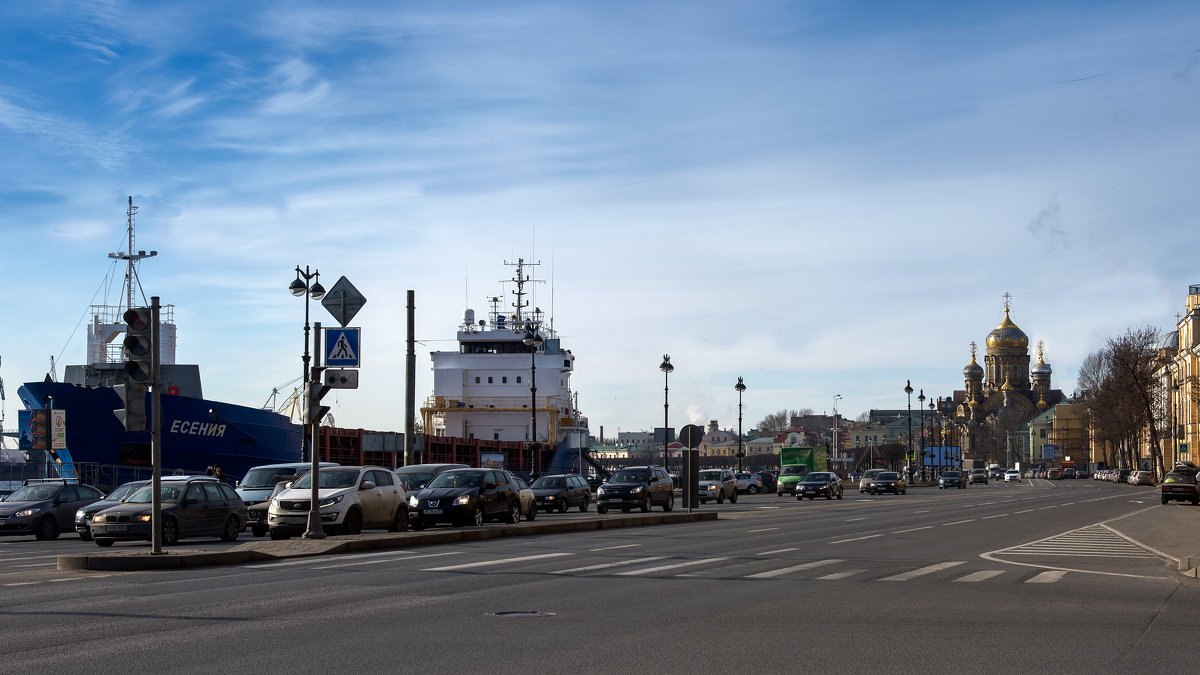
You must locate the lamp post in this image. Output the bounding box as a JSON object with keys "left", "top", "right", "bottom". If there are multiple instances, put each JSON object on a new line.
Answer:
{"left": 833, "top": 394, "right": 842, "bottom": 475}
{"left": 918, "top": 389, "right": 926, "bottom": 482}
{"left": 929, "top": 399, "right": 936, "bottom": 478}
{"left": 660, "top": 355, "right": 673, "bottom": 470}
{"left": 289, "top": 266, "right": 325, "bottom": 462}
{"left": 904, "top": 380, "right": 913, "bottom": 478}
{"left": 735, "top": 377, "right": 746, "bottom": 472}
{"left": 522, "top": 321, "right": 544, "bottom": 475}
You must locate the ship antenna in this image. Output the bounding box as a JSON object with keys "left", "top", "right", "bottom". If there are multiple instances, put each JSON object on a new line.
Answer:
{"left": 107, "top": 196, "right": 157, "bottom": 314}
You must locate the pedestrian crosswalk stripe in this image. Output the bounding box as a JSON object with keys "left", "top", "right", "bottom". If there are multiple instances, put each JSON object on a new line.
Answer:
{"left": 880, "top": 561, "right": 965, "bottom": 581}
{"left": 1026, "top": 570, "right": 1068, "bottom": 583}
{"left": 955, "top": 570, "right": 1006, "bottom": 583}
{"left": 746, "top": 559, "right": 844, "bottom": 579}
{"left": 616, "top": 557, "right": 730, "bottom": 576}
{"left": 422, "top": 552, "right": 571, "bottom": 571}
{"left": 551, "top": 556, "right": 666, "bottom": 574}
{"left": 818, "top": 569, "right": 866, "bottom": 580}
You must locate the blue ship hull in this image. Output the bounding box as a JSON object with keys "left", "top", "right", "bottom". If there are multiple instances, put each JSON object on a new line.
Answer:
{"left": 17, "top": 380, "right": 301, "bottom": 481}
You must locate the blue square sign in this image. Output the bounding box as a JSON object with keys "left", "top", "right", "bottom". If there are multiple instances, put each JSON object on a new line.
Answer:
{"left": 325, "top": 327, "right": 360, "bottom": 367}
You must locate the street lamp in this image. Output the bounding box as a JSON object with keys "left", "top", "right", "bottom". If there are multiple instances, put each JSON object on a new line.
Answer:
{"left": 904, "top": 380, "right": 913, "bottom": 478}
{"left": 290, "top": 266, "right": 325, "bottom": 463}
{"left": 735, "top": 377, "right": 746, "bottom": 472}
{"left": 929, "top": 399, "right": 936, "bottom": 478}
{"left": 918, "top": 389, "right": 926, "bottom": 482}
{"left": 523, "top": 321, "right": 544, "bottom": 475}
{"left": 660, "top": 354, "right": 673, "bottom": 470}
{"left": 833, "top": 394, "right": 842, "bottom": 474}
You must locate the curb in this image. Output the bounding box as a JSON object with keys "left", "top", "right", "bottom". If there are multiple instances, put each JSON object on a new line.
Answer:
{"left": 58, "top": 511, "right": 717, "bottom": 572}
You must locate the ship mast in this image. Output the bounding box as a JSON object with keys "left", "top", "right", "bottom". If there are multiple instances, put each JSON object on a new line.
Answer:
{"left": 107, "top": 196, "right": 157, "bottom": 314}
{"left": 504, "top": 257, "right": 543, "bottom": 327}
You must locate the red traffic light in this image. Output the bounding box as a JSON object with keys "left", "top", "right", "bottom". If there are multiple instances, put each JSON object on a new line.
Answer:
{"left": 123, "top": 307, "right": 152, "bottom": 331}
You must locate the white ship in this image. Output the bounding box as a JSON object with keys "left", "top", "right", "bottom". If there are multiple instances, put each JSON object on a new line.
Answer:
{"left": 420, "top": 259, "right": 591, "bottom": 475}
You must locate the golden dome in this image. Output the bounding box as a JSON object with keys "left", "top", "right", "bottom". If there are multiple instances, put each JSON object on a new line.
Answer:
{"left": 1000, "top": 377, "right": 1014, "bottom": 392}
{"left": 986, "top": 307, "right": 1029, "bottom": 350}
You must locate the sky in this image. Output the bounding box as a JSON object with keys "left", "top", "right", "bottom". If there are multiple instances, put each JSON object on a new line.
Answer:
{"left": 2, "top": 0, "right": 1198, "bottom": 441}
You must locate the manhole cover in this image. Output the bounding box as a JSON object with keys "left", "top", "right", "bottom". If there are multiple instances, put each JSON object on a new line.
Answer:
{"left": 488, "top": 610, "right": 556, "bottom": 618}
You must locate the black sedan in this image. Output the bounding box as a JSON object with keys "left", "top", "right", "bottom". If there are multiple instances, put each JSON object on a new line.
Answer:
{"left": 796, "top": 472, "right": 843, "bottom": 500}
{"left": 1160, "top": 472, "right": 1200, "bottom": 505}
{"left": 868, "top": 472, "right": 907, "bottom": 495}
{"left": 0, "top": 480, "right": 105, "bottom": 540}
{"left": 408, "top": 468, "right": 526, "bottom": 528}
{"left": 938, "top": 471, "right": 967, "bottom": 489}
{"left": 530, "top": 474, "right": 591, "bottom": 513}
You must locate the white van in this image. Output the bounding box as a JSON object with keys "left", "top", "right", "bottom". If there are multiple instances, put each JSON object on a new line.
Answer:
{"left": 236, "top": 462, "right": 338, "bottom": 506}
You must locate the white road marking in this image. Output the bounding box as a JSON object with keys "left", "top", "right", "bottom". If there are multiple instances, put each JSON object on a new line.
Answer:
{"left": 1014, "top": 509, "right": 1035, "bottom": 514}
{"left": 818, "top": 569, "right": 866, "bottom": 580}
{"left": 1026, "top": 570, "right": 1068, "bottom": 583}
{"left": 616, "top": 557, "right": 730, "bottom": 576}
{"left": 880, "top": 561, "right": 965, "bottom": 581}
{"left": 894, "top": 526, "right": 933, "bottom": 533}
{"left": 747, "top": 527, "right": 778, "bottom": 533}
{"left": 422, "top": 552, "right": 571, "bottom": 571}
{"left": 982, "top": 514, "right": 1008, "bottom": 520}
{"left": 551, "top": 556, "right": 667, "bottom": 574}
{"left": 746, "top": 559, "right": 844, "bottom": 579}
{"left": 830, "top": 534, "right": 882, "bottom": 544}
{"left": 955, "top": 570, "right": 1006, "bottom": 583}
{"left": 757, "top": 548, "right": 799, "bottom": 556}
{"left": 845, "top": 517, "right": 868, "bottom": 522}
{"left": 591, "top": 543, "right": 641, "bottom": 551}
{"left": 943, "top": 519, "right": 975, "bottom": 526}
{"left": 315, "top": 551, "right": 461, "bottom": 569}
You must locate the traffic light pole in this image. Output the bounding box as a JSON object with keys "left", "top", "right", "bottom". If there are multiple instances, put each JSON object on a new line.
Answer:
{"left": 150, "top": 297, "right": 163, "bottom": 555}
{"left": 304, "top": 322, "right": 327, "bottom": 539}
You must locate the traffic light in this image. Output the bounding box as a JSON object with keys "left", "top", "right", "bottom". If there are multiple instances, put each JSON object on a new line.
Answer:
{"left": 116, "top": 306, "right": 153, "bottom": 432}
{"left": 305, "top": 374, "right": 331, "bottom": 424}
{"left": 29, "top": 409, "right": 48, "bottom": 451}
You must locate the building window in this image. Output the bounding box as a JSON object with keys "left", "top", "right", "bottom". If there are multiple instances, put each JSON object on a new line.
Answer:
{"left": 493, "top": 433, "right": 500, "bottom": 440}
{"left": 488, "top": 377, "right": 493, "bottom": 383}
{"left": 517, "top": 376, "right": 522, "bottom": 384}
{"left": 502, "top": 376, "right": 508, "bottom": 383}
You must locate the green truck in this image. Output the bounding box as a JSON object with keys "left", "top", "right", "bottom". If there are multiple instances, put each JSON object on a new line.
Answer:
{"left": 777, "top": 446, "right": 828, "bottom": 496}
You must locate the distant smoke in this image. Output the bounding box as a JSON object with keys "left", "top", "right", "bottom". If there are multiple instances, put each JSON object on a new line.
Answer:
{"left": 1026, "top": 195, "right": 1067, "bottom": 249}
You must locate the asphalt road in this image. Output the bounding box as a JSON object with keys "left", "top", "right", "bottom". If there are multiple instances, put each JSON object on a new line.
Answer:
{"left": 1, "top": 479, "right": 1195, "bottom": 674}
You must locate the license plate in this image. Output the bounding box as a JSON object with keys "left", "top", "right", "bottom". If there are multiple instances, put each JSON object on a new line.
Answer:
{"left": 102, "top": 524, "right": 128, "bottom": 532}
{"left": 425, "top": 508, "right": 443, "bottom": 515}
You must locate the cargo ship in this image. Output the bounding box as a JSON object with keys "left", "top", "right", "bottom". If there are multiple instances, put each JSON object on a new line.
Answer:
{"left": 17, "top": 198, "right": 300, "bottom": 484}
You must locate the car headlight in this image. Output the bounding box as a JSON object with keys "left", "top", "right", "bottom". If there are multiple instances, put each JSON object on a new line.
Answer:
{"left": 545, "top": 495, "right": 555, "bottom": 500}
{"left": 317, "top": 495, "right": 344, "bottom": 508}
{"left": 408, "top": 495, "right": 418, "bottom": 507}
{"left": 136, "top": 514, "right": 152, "bottom": 522}
{"left": 630, "top": 486, "right": 644, "bottom": 494}
{"left": 92, "top": 514, "right": 107, "bottom": 523}
{"left": 706, "top": 484, "right": 717, "bottom": 492}
{"left": 455, "top": 494, "right": 471, "bottom": 506}
{"left": 14, "top": 507, "right": 41, "bottom": 518}
{"left": 596, "top": 487, "right": 606, "bottom": 495}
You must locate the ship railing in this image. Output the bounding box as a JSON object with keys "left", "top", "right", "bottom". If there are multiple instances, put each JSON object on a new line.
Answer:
{"left": 423, "top": 394, "right": 571, "bottom": 410}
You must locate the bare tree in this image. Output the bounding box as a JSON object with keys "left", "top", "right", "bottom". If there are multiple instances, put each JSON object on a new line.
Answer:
{"left": 756, "top": 409, "right": 807, "bottom": 433}
{"left": 1107, "top": 326, "right": 1166, "bottom": 477}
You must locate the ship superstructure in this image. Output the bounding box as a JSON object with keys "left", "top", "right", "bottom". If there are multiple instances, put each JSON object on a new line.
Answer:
{"left": 421, "top": 259, "right": 589, "bottom": 471}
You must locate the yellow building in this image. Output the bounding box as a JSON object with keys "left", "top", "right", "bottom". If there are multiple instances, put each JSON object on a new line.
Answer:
{"left": 1155, "top": 284, "right": 1200, "bottom": 469}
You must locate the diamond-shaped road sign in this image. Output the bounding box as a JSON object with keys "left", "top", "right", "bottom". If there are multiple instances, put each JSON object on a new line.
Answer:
{"left": 321, "top": 276, "right": 366, "bottom": 327}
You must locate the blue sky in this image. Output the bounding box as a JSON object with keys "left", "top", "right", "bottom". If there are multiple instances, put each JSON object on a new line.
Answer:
{"left": 2, "top": 0, "right": 1198, "bottom": 439}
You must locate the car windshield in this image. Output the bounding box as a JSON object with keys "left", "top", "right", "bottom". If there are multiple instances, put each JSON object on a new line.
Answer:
{"left": 126, "top": 484, "right": 187, "bottom": 504}
{"left": 877, "top": 473, "right": 898, "bottom": 480}
{"left": 394, "top": 469, "right": 436, "bottom": 488}
{"left": 107, "top": 483, "right": 144, "bottom": 501}
{"left": 611, "top": 469, "right": 650, "bottom": 483}
{"left": 1163, "top": 473, "right": 1195, "bottom": 484}
{"left": 972, "top": 470, "right": 986, "bottom": 474}
{"left": 802, "top": 473, "right": 831, "bottom": 482}
{"left": 6, "top": 485, "right": 60, "bottom": 502}
{"left": 698, "top": 470, "right": 724, "bottom": 481}
{"left": 241, "top": 468, "right": 299, "bottom": 488}
{"left": 531, "top": 477, "right": 565, "bottom": 489}
{"left": 736, "top": 473, "right": 752, "bottom": 479}
{"left": 427, "top": 471, "right": 484, "bottom": 489}
{"left": 943, "top": 472, "right": 959, "bottom": 478}
{"left": 781, "top": 466, "right": 807, "bottom": 476}
{"left": 292, "top": 470, "right": 360, "bottom": 490}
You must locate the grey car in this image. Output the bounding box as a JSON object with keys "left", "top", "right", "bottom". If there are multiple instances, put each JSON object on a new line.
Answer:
{"left": 75, "top": 480, "right": 149, "bottom": 540}
{"left": 697, "top": 469, "right": 738, "bottom": 504}
{"left": 0, "top": 481, "right": 105, "bottom": 540}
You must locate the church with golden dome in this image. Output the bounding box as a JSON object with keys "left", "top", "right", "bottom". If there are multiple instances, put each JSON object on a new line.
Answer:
{"left": 951, "top": 295, "right": 1065, "bottom": 463}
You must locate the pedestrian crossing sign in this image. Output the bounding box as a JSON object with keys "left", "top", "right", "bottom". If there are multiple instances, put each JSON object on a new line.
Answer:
{"left": 325, "top": 327, "right": 360, "bottom": 367}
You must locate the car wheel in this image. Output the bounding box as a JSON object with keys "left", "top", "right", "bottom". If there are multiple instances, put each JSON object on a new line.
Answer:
{"left": 35, "top": 517, "right": 58, "bottom": 541}
{"left": 748, "top": 485, "right": 759, "bottom": 494}
{"left": 716, "top": 491, "right": 725, "bottom": 504}
{"left": 1192, "top": 498, "right": 1198, "bottom": 506}
{"left": 269, "top": 529, "right": 290, "bottom": 540}
{"left": 597, "top": 505, "right": 608, "bottom": 514}
{"left": 729, "top": 490, "right": 738, "bottom": 504}
{"left": 162, "top": 518, "right": 179, "bottom": 546}
{"left": 219, "top": 516, "right": 240, "bottom": 542}
{"left": 472, "top": 505, "right": 485, "bottom": 527}
{"left": 777, "top": 492, "right": 785, "bottom": 497}
{"left": 411, "top": 519, "right": 426, "bottom": 531}
{"left": 621, "top": 505, "right": 631, "bottom": 513}
{"left": 525, "top": 505, "right": 536, "bottom": 522}
{"left": 558, "top": 500, "right": 568, "bottom": 514}
{"left": 503, "top": 501, "right": 520, "bottom": 524}
{"left": 663, "top": 493, "right": 674, "bottom": 512}
{"left": 343, "top": 509, "right": 363, "bottom": 535}
{"left": 95, "top": 538, "right": 114, "bottom": 547}
{"left": 579, "top": 496, "right": 590, "bottom": 513}
{"left": 388, "top": 507, "right": 409, "bottom": 532}
{"left": 79, "top": 530, "right": 92, "bottom": 542}
{"left": 252, "top": 524, "right": 268, "bottom": 537}
{"left": 796, "top": 494, "right": 803, "bottom": 501}
{"left": 639, "top": 495, "right": 651, "bottom": 512}
{"left": 1162, "top": 497, "right": 1169, "bottom": 505}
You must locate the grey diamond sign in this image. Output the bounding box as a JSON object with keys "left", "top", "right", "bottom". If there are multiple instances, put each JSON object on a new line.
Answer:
{"left": 321, "top": 276, "right": 366, "bottom": 327}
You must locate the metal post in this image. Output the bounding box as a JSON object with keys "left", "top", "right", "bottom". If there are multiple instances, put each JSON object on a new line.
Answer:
{"left": 904, "top": 380, "right": 913, "bottom": 479}
{"left": 832, "top": 394, "right": 842, "bottom": 475}
{"left": 736, "top": 377, "right": 746, "bottom": 473}
{"left": 304, "top": 322, "right": 326, "bottom": 539}
{"left": 660, "top": 355, "right": 673, "bottom": 471}
{"left": 405, "top": 290, "right": 416, "bottom": 466}
{"left": 150, "top": 296, "right": 163, "bottom": 555}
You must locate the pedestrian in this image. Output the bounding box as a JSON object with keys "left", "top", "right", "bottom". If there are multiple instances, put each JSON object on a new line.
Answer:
{"left": 205, "top": 465, "right": 214, "bottom": 476}
{"left": 213, "top": 465, "right": 224, "bottom": 482}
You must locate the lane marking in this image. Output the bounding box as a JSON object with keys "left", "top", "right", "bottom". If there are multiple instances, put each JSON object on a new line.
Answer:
{"left": 315, "top": 551, "right": 461, "bottom": 569}
{"left": 880, "top": 561, "right": 965, "bottom": 581}
{"left": 757, "top": 548, "right": 799, "bottom": 556}
{"left": 894, "top": 526, "right": 933, "bottom": 534}
{"left": 616, "top": 557, "right": 730, "bottom": 576}
{"left": 1026, "top": 570, "right": 1068, "bottom": 584}
{"left": 982, "top": 514, "right": 1009, "bottom": 520}
{"left": 747, "top": 527, "right": 778, "bottom": 533}
{"left": 845, "top": 517, "right": 868, "bottom": 522}
{"left": 818, "top": 569, "right": 866, "bottom": 580}
{"left": 591, "top": 544, "right": 641, "bottom": 551}
{"left": 422, "top": 552, "right": 571, "bottom": 572}
{"left": 552, "top": 556, "right": 667, "bottom": 574}
{"left": 943, "top": 519, "right": 975, "bottom": 526}
{"left": 830, "top": 534, "right": 882, "bottom": 544}
{"left": 1014, "top": 509, "right": 1035, "bottom": 514}
{"left": 913, "top": 510, "right": 930, "bottom": 514}
{"left": 746, "top": 559, "right": 844, "bottom": 579}
{"left": 955, "top": 570, "right": 1006, "bottom": 583}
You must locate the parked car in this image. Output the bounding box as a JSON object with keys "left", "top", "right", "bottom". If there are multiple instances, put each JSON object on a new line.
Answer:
{"left": 1115, "top": 469, "right": 1132, "bottom": 484}
{"left": 796, "top": 472, "right": 842, "bottom": 500}
{"left": 90, "top": 475, "right": 247, "bottom": 546}
{"left": 1004, "top": 469, "right": 1022, "bottom": 483}
{"left": 969, "top": 469, "right": 989, "bottom": 485}
{"left": 596, "top": 465, "right": 675, "bottom": 513}
{"left": 511, "top": 474, "right": 538, "bottom": 522}
{"left": 869, "top": 472, "right": 907, "bottom": 495}
{"left": 757, "top": 471, "right": 778, "bottom": 493}
{"left": 236, "top": 462, "right": 337, "bottom": 506}
{"left": 393, "top": 463, "right": 470, "bottom": 491}
{"left": 75, "top": 480, "right": 149, "bottom": 540}
{"left": 269, "top": 466, "right": 407, "bottom": 538}
{"left": 859, "top": 468, "right": 888, "bottom": 494}
{"left": 938, "top": 471, "right": 967, "bottom": 489}
{"left": 697, "top": 469, "right": 738, "bottom": 504}
{"left": 1062, "top": 467, "right": 1077, "bottom": 479}
{"left": 735, "top": 472, "right": 763, "bottom": 494}
{"left": 1, "top": 480, "right": 105, "bottom": 540}
{"left": 1132, "top": 471, "right": 1156, "bottom": 486}
{"left": 530, "top": 474, "right": 591, "bottom": 513}
{"left": 1160, "top": 472, "right": 1200, "bottom": 505}
{"left": 245, "top": 480, "right": 290, "bottom": 537}
{"left": 408, "top": 468, "right": 527, "bottom": 528}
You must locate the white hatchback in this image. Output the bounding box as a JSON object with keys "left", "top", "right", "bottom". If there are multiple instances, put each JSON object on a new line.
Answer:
{"left": 267, "top": 466, "right": 407, "bottom": 539}
{"left": 1004, "top": 469, "right": 1022, "bottom": 483}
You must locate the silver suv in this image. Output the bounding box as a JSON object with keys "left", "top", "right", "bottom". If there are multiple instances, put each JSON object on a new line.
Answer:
{"left": 697, "top": 469, "right": 738, "bottom": 504}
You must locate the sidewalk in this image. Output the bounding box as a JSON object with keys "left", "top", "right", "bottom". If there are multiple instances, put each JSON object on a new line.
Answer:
{"left": 57, "top": 510, "right": 717, "bottom": 572}
{"left": 1104, "top": 503, "right": 1200, "bottom": 577}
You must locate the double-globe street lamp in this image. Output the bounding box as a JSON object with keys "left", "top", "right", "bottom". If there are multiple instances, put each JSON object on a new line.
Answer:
{"left": 735, "top": 377, "right": 746, "bottom": 472}
{"left": 523, "top": 320, "right": 544, "bottom": 475}
{"left": 289, "top": 266, "right": 325, "bottom": 462}
{"left": 904, "top": 380, "right": 913, "bottom": 478}
{"left": 833, "top": 394, "right": 842, "bottom": 473}
{"left": 660, "top": 355, "right": 673, "bottom": 471}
